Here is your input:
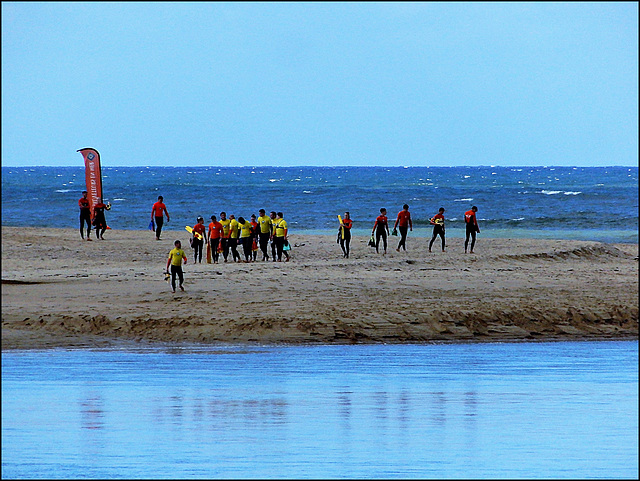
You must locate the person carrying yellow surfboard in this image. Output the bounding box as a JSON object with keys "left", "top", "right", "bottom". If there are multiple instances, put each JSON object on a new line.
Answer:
{"left": 338, "top": 212, "right": 353, "bottom": 258}
{"left": 190, "top": 216, "right": 207, "bottom": 263}
{"left": 429, "top": 207, "right": 446, "bottom": 253}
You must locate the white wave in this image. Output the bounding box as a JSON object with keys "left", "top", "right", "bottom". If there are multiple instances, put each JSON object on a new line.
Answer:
{"left": 540, "top": 190, "right": 561, "bottom": 195}
{"left": 454, "top": 198, "right": 473, "bottom": 202}
{"left": 564, "top": 191, "right": 582, "bottom": 195}
{"left": 55, "top": 189, "right": 71, "bottom": 193}
{"left": 302, "top": 191, "right": 312, "bottom": 194}
{"left": 512, "top": 217, "right": 525, "bottom": 221}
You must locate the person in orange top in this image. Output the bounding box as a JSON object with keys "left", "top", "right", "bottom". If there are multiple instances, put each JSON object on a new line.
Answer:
{"left": 151, "top": 196, "right": 170, "bottom": 241}
{"left": 78, "top": 190, "right": 92, "bottom": 241}
{"left": 250, "top": 214, "right": 259, "bottom": 261}
{"left": 93, "top": 197, "right": 110, "bottom": 240}
{"left": 338, "top": 211, "right": 353, "bottom": 258}
{"left": 372, "top": 207, "right": 390, "bottom": 255}
{"left": 191, "top": 216, "right": 207, "bottom": 263}
{"left": 429, "top": 207, "right": 446, "bottom": 253}
{"left": 208, "top": 215, "right": 223, "bottom": 264}
{"left": 464, "top": 206, "right": 480, "bottom": 254}
{"left": 393, "top": 204, "right": 413, "bottom": 252}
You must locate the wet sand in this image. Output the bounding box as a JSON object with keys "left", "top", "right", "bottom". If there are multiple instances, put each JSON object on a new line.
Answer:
{"left": 1, "top": 226, "right": 638, "bottom": 349}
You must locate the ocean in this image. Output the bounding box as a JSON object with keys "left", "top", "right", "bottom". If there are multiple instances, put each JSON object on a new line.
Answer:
{"left": 1, "top": 166, "right": 638, "bottom": 243}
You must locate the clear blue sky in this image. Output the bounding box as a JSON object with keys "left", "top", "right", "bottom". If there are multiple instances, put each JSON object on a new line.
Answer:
{"left": 2, "top": 2, "right": 638, "bottom": 167}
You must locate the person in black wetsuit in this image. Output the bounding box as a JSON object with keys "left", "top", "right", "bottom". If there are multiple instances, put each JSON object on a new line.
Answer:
{"left": 78, "top": 191, "right": 92, "bottom": 241}
{"left": 429, "top": 207, "right": 446, "bottom": 253}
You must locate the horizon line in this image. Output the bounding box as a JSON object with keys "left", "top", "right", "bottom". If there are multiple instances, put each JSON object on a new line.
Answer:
{"left": 2, "top": 164, "right": 638, "bottom": 169}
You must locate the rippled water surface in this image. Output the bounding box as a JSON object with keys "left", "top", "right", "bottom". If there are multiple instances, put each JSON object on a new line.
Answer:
{"left": 2, "top": 341, "right": 638, "bottom": 479}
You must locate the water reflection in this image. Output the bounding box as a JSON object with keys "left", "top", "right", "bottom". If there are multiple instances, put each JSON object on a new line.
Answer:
{"left": 2, "top": 341, "right": 638, "bottom": 479}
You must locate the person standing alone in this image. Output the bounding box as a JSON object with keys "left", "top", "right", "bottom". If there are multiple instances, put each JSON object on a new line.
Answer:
{"left": 464, "top": 206, "right": 480, "bottom": 254}
{"left": 151, "top": 196, "right": 170, "bottom": 241}
{"left": 429, "top": 207, "right": 446, "bottom": 253}
{"left": 78, "top": 190, "right": 92, "bottom": 241}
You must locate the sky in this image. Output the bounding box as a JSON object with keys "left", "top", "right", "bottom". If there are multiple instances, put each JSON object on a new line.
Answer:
{"left": 2, "top": 2, "right": 638, "bottom": 167}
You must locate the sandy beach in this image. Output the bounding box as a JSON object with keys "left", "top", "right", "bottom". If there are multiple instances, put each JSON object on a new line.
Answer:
{"left": 1, "top": 226, "right": 637, "bottom": 349}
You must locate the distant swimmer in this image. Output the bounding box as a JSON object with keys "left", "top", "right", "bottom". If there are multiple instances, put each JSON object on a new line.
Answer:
{"left": 78, "top": 190, "right": 92, "bottom": 241}
{"left": 464, "top": 206, "right": 480, "bottom": 254}
{"left": 166, "top": 239, "right": 187, "bottom": 293}
{"left": 151, "top": 196, "right": 170, "bottom": 241}
{"left": 393, "top": 204, "right": 413, "bottom": 252}
{"left": 338, "top": 211, "right": 353, "bottom": 258}
{"left": 372, "top": 208, "right": 390, "bottom": 255}
{"left": 429, "top": 207, "right": 446, "bottom": 253}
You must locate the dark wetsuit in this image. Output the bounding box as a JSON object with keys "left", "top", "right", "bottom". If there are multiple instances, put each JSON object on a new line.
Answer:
{"left": 79, "top": 197, "right": 91, "bottom": 238}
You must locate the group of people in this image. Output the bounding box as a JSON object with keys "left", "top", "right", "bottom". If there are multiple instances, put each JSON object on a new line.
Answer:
{"left": 365, "top": 204, "right": 480, "bottom": 255}
{"left": 79, "top": 192, "right": 480, "bottom": 294}
{"left": 162, "top": 205, "right": 291, "bottom": 293}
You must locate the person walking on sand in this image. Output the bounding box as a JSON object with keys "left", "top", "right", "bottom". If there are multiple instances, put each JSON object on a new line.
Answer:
{"left": 151, "top": 196, "right": 170, "bottom": 241}
{"left": 250, "top": 214, "right": 259, "bottom": 261}
{"left": 208, "top": 215, "right": 223, "bottom": 264}
{"left": 464, "top": 206, "right": 480, "bottom": 254}
{"left": 237, "top": 216, "right": 253, "bottom": 262}
{"left": 257, "top": 209, "right": 272, "bottom": 261}
{"left": 269, "top": 211, "right": 278, "bottom": 262}
{"left": 219, "top": 212, "right": 231, "bottom": 262}
{"left": 372, "top": 208, "right": 390, "bottom": 255}
{"left": 78, "top": 190, "right": 92, "bottom": 241}
{"left": 393, "top": 204, "right": 413, "bottom": 252}
{"left": 229, "top": 214, "right": 241, "bottom": 262}
{"left": 166, "top": 240, "right": 187, "bottom": 293}
{"left": 429, "top": 207, "right": 446, "bottom": 253}
{"left": 93, "top": 197, "right": 110, "bottom": 240}
{"left": 191, "top": 216, "right": 206, "bottom": 263}
{"left": 273, "top": 212, "right": 290, "bottom": 262}
{"left": 339, "top": 211, "right": 353, "bottom": 258}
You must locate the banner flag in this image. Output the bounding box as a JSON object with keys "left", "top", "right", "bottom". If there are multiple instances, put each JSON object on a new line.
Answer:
{"left": 77, "top": 147, "right": 102, "bottom": 216}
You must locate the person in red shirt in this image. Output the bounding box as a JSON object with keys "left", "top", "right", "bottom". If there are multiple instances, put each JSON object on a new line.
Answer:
{"left": 464, "top": 206, "right": 480, "bottom": 254}
{"left": 372, "top": 207, "right": 390, "bottom": 255}
{"left": 93, "top": 197, "right": 110, "bottom": 240}
{"left": 429, "top": 207, "right": 446, "bottom": 253}
{"left": 393, "top": 204, "right": 413, "bottom": 252}
{"left": 208, "top": 215, "right": 223, "bottom": 264}
{"left": 338, "top": 211, "right": 353, "bottom": 258}
{"left": 78, "top": 190, "right": 92, "bottom": 241}
{"left": 250, "top": 214, "right": 259, "bottom": 261}
{"left": 191, "top": 216, "right": 207, "bottom": 263}
{"left": 151, "top": 196, "right": 170, "bottom": 241}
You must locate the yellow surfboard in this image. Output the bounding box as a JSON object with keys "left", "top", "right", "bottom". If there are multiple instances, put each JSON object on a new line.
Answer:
{"left": 185, "top": 226, "right": 203, "bottom": 240}
{"left": 337, "top": 215, "right": 344, "bottom": 240}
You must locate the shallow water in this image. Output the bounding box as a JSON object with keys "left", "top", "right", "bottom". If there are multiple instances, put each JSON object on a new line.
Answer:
{"left": 2, "top": 341, "right": 638, "bottom": 479}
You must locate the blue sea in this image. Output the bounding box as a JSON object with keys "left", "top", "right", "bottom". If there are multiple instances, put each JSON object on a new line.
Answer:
{"left": 1, "top": 166, "right": 638, "bottom": 243}
{"left": 2, "top": 341, "right": 638, "bottom": 479}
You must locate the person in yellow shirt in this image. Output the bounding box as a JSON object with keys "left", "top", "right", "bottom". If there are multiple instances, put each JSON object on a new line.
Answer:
{"left": 228, "top": 214, "right": 241, "bottom": 262}
{"left": 165, "top": 240, "right": 187, "bottom": 293}
{"left": 218, "top": 211, "right": 231, "bottom": 262}
{"left": 237, "top": 216, "right": 253, "bottom": 262}
{"left": 257, "top": 208, "right": 272, "bottom": 261}
{"left": 273, "top": 211, "right": 290, "bottom": 262}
